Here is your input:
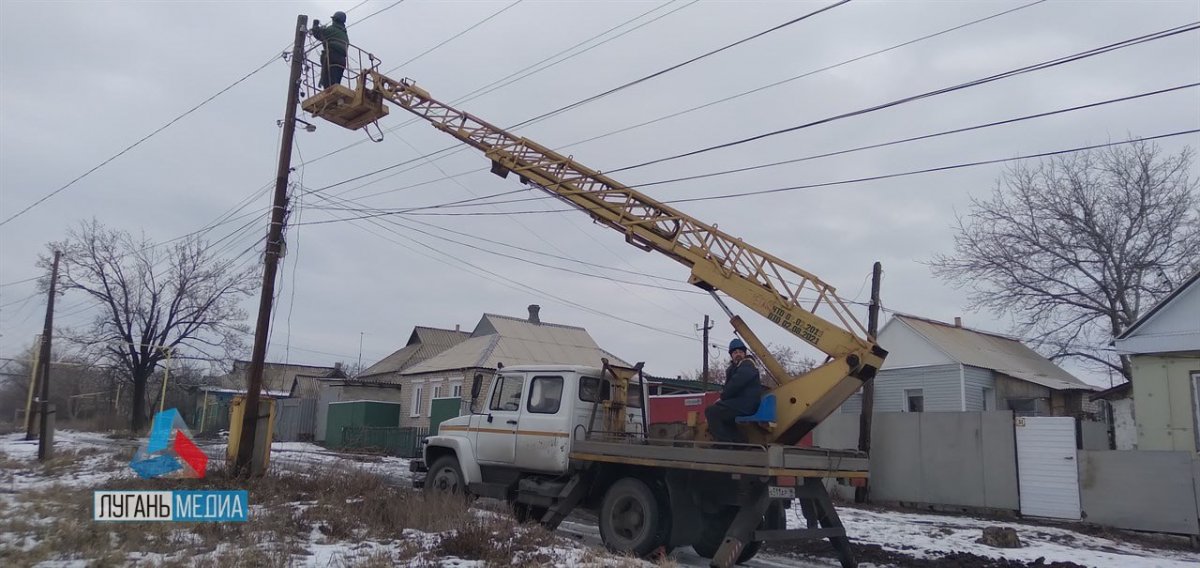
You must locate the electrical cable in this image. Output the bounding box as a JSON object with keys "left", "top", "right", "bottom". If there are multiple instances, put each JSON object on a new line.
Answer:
{"left": 296, "top": 0, "right": 693, "bottom": 170}
{"left": 310, "top": 83, "right": 1200, "bottom": 217}
{"left": 556, "top": 0, "right": 1049, "bottom": 151}
{"left": 384, "top": 129, "right": 1200, "bottom": 216}
{"left": 306, "top": 0, "right": 848, "bottom": 195}
{"left": 0, "top": 55, "right": 281, "bottom": 227}
{"left": 383, "top": 1, "right": 523, "bottom": 74}
{"left": 508, "top": 0, "right": 851, "bottom": 129}
{"left": 607, "top": 21, "right": 1200, "bottom": 174}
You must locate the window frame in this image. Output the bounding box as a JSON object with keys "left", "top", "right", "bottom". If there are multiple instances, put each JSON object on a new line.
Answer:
{"left": 579, "top": 376, "right": 644, "bottom": 408}
{"left": 904, "top": 388, "right": 924, "bottom": 413}
{"left": 527, "top": 376, "right": 565, "bottom": 415}
{"left": 488, "top": 374, "right": 524, "bottom": 412}
{"left": 410, "top": 384, "right": 424, "bottom": 417}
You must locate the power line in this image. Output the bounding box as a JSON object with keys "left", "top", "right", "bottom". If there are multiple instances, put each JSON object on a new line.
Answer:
{"left": 296, "top": 0, "right": 692, "bottom": 172}
{"left": 0, "top": 55, "right": 282, "bottom": 228}
{"left": 383, "top": 1, "right": 522, "bottom": 74}
{"left": 307, "top": 0, "right": 847, "bottom": 195}
{"left": 311, "top": 82, "right": 1200, "bottom": 216}
{"left": 304, "top": 192, "right": 700, "bottom": 341}
{"left": 383, "top": 129, "right": 1200, "bottom": 216}
{"left": 350, "top": 0, "right": 407, "bottom": 27}
{"left": 555, "top": 0, "right": 1049, "bottom": 150}
{"left": 608, "top": 21, "right": 1200, "bottom": 174}
{"left": 508, "top": 0, "right": 851, "bottom": 129}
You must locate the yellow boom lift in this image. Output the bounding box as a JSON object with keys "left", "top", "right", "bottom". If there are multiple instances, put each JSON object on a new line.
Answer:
{"left": 300, "top": 53, "right": 886, "bottom": 447}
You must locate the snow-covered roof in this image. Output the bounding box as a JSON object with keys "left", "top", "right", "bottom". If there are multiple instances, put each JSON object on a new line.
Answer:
{"left": 402, "top": 313, "right": 628, "bottom": 375}
{"left": 890, "top": 314, "right": 1097, "bottom": 392}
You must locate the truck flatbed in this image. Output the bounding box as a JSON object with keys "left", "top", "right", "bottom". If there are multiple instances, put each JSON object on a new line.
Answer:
{"left": 570, "top": 439, "right": 868, "bottom": 479}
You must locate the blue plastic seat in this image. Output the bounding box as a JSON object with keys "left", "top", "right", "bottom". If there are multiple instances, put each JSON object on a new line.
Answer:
{"left": 735, "top": 394, "right": 777, "bottom": 423}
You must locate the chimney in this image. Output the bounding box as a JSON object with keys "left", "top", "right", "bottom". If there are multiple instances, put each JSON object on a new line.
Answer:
{"left": 954, "top": 317, "right": 962, "bottom": 328}
{"left": 528, "top": 304, "right": 541, "bottom": 324}
{"left": 455, "top": 324, "right": 460, "bottom": 332}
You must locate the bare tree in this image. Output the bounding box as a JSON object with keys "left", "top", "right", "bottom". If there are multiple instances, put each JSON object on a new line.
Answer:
{"left": 688, "top": 343, "right": 817, "bottom": 385}
{"left": 41, "top": 220, "right": 257, "bottom": 431}
{"left": 932, "top": 140, "right": 1200, "bottom": 380}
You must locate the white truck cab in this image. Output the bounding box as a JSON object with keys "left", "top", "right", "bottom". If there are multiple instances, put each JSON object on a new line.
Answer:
{"left": 422, "top": 365, "right": 646, "bottom": 489}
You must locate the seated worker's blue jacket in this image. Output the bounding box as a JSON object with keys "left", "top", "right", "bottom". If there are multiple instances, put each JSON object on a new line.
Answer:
{"left": 720, "top": 358, "right": 762, "bottom": 415}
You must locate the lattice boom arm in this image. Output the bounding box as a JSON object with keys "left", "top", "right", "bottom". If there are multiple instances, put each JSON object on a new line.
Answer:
{"left": 368, "top": 72, "right": 875, "bottom": 362}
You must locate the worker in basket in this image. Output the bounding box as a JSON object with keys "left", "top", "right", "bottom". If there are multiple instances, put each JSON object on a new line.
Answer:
{"left": 312, "top": 11, "right": 349, "bottom": 89}
{"left": 705, "top": 338, "right": 762, "bottom": 446}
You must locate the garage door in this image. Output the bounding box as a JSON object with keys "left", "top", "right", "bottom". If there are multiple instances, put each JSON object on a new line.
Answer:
{"left": 1015, "top": 416, "right": 1080, "bottom": 520}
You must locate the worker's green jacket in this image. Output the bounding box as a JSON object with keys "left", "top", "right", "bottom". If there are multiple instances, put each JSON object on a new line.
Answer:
{"left": 313, "top": 22, "right": 349, "bottom": 58}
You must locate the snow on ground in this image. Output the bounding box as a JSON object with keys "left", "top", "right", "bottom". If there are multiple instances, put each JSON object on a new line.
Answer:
{"left": 0, "top": 431, "right": 135, "bottom": 493}
{"left": 0, "top": 431, "right": 641, "bottom": 567}
{"left": 793, "top": 504, "right": 1200, "bottom": 568}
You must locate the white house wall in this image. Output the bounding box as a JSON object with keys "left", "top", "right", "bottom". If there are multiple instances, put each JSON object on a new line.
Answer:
{"left": 962, "top": 366, "right": 997, "bottom": 411}
{"left": 878, "top": 319, "right": 955, "bottom": 369}
{"left": 1115, "top": 277, "right": 1200, "bottom": 355}
{"left": 871, "top": 363, "right": 963, "bottom": 412}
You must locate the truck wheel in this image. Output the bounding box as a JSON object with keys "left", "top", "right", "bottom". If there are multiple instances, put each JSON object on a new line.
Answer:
{"left": 599, "top": 478, "right": 669, "bottom": 558}
{"left": 692, "top": 502, "right": 785, "bottom": 563}
{"left": 426, "top": 456, "right": 467, "bottom": 497}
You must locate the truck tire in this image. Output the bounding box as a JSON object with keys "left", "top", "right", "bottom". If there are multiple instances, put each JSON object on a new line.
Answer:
{"left": 599, "top": 477, "right": 669, "bottom": 558}
{"left": 691, "top": 502, "right": 786, "bottom": 564}
{"left": 426, "top": 456, "right": 467, "bottom": 497}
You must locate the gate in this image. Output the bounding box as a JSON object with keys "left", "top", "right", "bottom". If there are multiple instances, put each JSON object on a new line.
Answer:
{"left": 1015, "top": 416, "right": 1080, "bottom": 520}
{"left": 275, "top": 398, "right": 317, "bottom": 442}
{"left": 429, "top": 396, "right": 463, "bottom": 435}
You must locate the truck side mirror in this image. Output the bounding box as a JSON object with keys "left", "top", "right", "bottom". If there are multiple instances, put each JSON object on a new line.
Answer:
{"left": 471, "top": 373, "right": 483, "bottom": 399}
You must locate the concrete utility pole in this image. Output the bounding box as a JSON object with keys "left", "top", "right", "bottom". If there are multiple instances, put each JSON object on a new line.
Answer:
{"left": 855, "top": 261, "right": 881, "bottom": 503}
{"left": 235, "top": 14, "right": 308, "bottom": 475}
{"left": 37, "top": 250, "right": 61, "bottom": 460}
{"left": 701, "top": 315, "right": 712, "bottom": 386}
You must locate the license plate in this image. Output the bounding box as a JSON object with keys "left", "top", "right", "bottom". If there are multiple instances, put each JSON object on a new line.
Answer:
{"left": 768, "top": 486, "right": 796, "bottom": 499}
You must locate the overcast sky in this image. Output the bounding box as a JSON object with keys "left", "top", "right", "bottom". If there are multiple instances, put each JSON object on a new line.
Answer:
{"left": 1, "top": 0, "right": 1197, "bottom": 386}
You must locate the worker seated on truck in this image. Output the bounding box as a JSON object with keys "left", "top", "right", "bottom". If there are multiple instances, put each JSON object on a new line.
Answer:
{"left": 705, "top": 338, "right": 762, "bottom": 445}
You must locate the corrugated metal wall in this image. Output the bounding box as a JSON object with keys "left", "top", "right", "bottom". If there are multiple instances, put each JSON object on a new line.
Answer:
{"left": 962, "top": 365, "right": 995, "bottom": 410}
{"left": 275, "top": 398, "right": 317, "bottom": 442}
{"left": 870, "top": 363, "right": 963, "bottom": 412}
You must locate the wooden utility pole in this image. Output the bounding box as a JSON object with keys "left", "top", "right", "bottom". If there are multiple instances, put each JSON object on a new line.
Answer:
{"left": 701, "top": 315, "right": 712, "bottom": 386}
{"left": 37, "top": 250, "right": 61, "bottom": 460}
{"left": 235, "top": 14, "right": 308, "bottom": 475}
{"left": 23, "top": 334, "right": 42, "bottom": 440}
{"left": 855, "top": 261, "right": 881, "bottom": 503}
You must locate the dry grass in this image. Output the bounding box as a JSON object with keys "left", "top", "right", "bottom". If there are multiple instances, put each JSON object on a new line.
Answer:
{"left": 0, "top": 459, "right": 479, "bottom": 566}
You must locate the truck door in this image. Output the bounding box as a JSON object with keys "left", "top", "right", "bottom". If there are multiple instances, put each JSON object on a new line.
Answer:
{"left": 516, "top": 375, "right": 570, "bottom": 473}
{"left": 475, "top": 373, "right": 523, "bottom": 465}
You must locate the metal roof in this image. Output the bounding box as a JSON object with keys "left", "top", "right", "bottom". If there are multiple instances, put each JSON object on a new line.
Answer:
{"left": 359, "top": 326, "right": 472, "bottom": 378}
{"left": 402, "top": 313, "right": 629, "bottom": 375}
{"left": 893, "top": 314, "right": 1098, "bottom": 391}
{"left": 1116, "top": 269, "right": 1200, "bottom": 340}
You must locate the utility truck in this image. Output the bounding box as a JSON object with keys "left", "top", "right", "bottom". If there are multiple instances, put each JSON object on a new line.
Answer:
{"left": 298, "top": 32, "right": 885, "bottom": 568}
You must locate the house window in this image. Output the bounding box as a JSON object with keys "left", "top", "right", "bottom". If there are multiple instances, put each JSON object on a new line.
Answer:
{"left": 432, "top": 384, "right": 442, "bottom": 399}
{"left": 528, "top": 376, "right": 564, "bottom": 414}
{"left": 489, "top": 375, "right": 524, "bottom": 412}
{"left": 904, "top": 389, "right": 924, "bottom": 413}
{"left": 452, "top": 383, "right": 463, "bottom": 398}
{"left": 1008, "top": 397, "right": 1046, "bottom": 417}
{"left": 410, "top": 385, "right": 424, "bottom": 417}
{"left": 982, "top": 387, "right": 995, "bottom": 411}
